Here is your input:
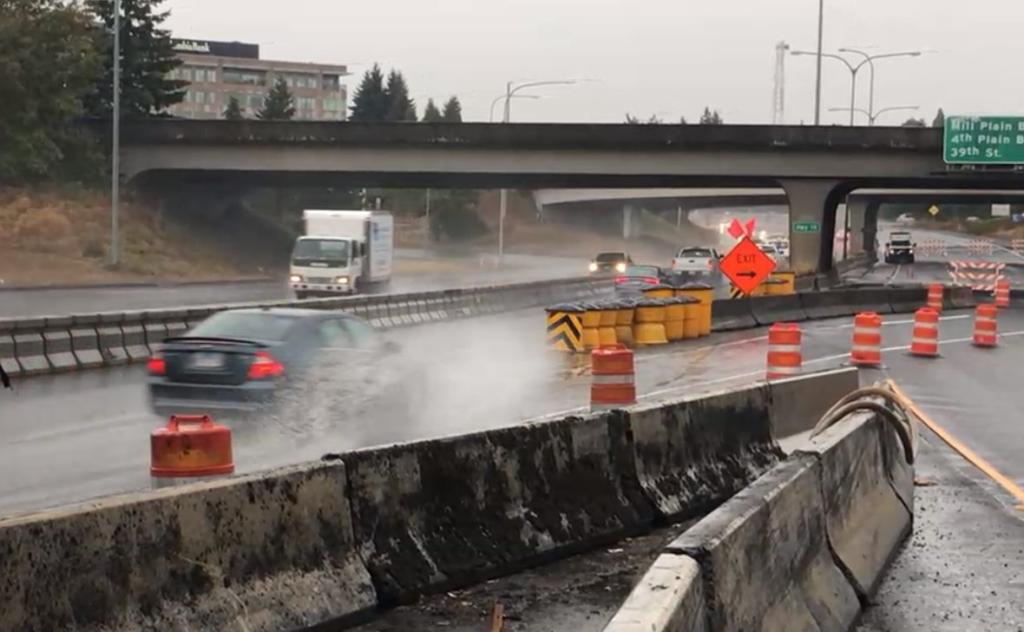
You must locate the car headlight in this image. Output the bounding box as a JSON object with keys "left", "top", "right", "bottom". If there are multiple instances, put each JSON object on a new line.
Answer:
{"left": 615, "top": 262, "right": 627, "bottom": 273}
{"left": 588, "top": 262, "right": 598, "bottom": 272}
{"left": 289, "top": 274, "right": 302, "bottom": 283}
{"left": 335, "top": 276, "right": 349, "bottom": 284}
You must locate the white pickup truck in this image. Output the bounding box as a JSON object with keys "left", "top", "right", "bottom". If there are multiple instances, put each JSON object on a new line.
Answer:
{"left": 670, "top": 247, "right": 722, "bottom": 280}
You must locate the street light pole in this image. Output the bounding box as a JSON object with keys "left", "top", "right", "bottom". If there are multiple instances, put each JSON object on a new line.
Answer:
{"left": 829, "top": 105, "right": 919, "bottom": 125}
{"left": 495, "top": 79, "right": 576, "bottom": 260}
{"left": 814, "top": 0, "right": 824, "bottom": 125}
{"left": 109, "top": 0, "right": 121, "bottom": 267}
{"left": 839, "top": 48, "right": 922, "bottom": 125}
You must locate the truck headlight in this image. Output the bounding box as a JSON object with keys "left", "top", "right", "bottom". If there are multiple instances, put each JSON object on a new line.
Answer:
{"left": 588, "top": 262, "right": 598, "bottom": 272}
{"left": 615, "top": 262, "right": 627, "bottom": 273}
{"left": 289, "top": 274, "right": 302, "bottom": 283}
{"left": 335, "top": 276, "right": 349, "bottom": 284}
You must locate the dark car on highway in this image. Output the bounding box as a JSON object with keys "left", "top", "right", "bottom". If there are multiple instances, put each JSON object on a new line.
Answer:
{"left": 147, "top": 307, "right": 388, "bottom": 417}
{"left": 589, "top": 251, "right": 633, "bottom": 276}
{"left": 614, "top": 264, "right": 668, "bottom": 294}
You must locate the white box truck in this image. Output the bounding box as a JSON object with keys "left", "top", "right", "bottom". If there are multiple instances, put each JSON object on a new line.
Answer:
{"left": 289, "top": 210, "right": 393, "bottom": 298}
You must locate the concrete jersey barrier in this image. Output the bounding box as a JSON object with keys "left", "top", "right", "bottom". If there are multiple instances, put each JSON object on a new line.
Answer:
{"left": 0, "top": 276, "right": 609, "bottom": 380}
{"left": 602, "top": 410, "right": 913, "bottom": 632}
{"left": 0, "top": 370, "right": 857, "bottom": 632}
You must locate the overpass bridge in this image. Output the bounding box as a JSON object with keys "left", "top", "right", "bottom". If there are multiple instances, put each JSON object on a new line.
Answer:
{"left": 105, "top": 119, "right": 1024, "bottom": 276}
{"left": 533, "top": 187, "right": 1024, "bottom": 256}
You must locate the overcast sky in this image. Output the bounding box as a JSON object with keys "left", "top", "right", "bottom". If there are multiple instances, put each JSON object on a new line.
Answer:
{"left": 164, "top": 0, "right": 1023, "bottom": 125}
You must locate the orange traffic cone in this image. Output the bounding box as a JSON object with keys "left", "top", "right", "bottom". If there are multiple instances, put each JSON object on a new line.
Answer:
{"left": 151, "top": 415, "right": 234, "bottom": 487}
{"left": 973, "top": 304, "right": 998, "bottom": 348}
{"left": 850, "top": 312, "right": 882, "bottom": 367}
{"left": 927, "top": 284, "right": 944, "bottom": 312}
{"left": 995, "top": 279, "right": 1010, "bottom": 309}
{"left": 910, "top": 308, "right": 939, "bottom": 357}
{"left": 767, "top": 323, "right": 802, "bottom": 379}
{"left": 591, "top": 344, "right": 637, "bottom": 411}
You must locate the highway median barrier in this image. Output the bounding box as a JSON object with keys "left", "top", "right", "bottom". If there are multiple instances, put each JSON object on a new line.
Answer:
{"left": 341, "top": 411, "right": 655, "bottom": 604}
{"left": 853, "top": 286, "right": 894, "bottom": 315}
{"left": 948, "top": 285, "right": 976, "bottom": 309}
{"left": 799, "top": 288, "right": 858, "bottom": 319}
{"left": 887, "top": 286, "right": 927, "bottom": 314}
{"left": 628, "top": 382, "right": 783, "bottom": 522}
{"left": 766, "top": 367, "right": 859, "bottom": 441}
{"left": 711, "top": 296, "right": 756, "bottom": 331}
{"left": 120, "top": 312, "right": 150, "bottom": 361}
{"left": 69, "top": 314, "right": 104, "bottom": 369}
{"left": 41, "top": 315, "right": 75, "bottom": 372}
{"left": 604, "top": 399, "right": 913, "bottom": 632}
{"left": 3, "top": 370, "right": 861, "bottom": 632}
{"left": 97, "top": 312, "right": 129, "bottom": 365}
{"left": 13, "top": 317, "right": 49, "bottom": 375}
{"left": 0, "top": 461, "right": 377, "bottom": 632}
{"left": 749, "top": 294, "right": 808, "bottom": 325}
{"left": 0, "top": 320, "right": 20, "bottom": 378}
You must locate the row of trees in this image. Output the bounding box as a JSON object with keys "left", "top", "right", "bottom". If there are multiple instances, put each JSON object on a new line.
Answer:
{"left": 220, "top": 64, "right": 466, "bottom": 122}
{"left": 1, "top": 0, "right": 187, "bottom": 181}
{"left": 349, "top": 64, "right": 462, "bottom": 123}
{"left": 625, "top": 107, "right": 724, "bottom": 125}
{"left": 1, "top": 0, "right": 468, "bottom": 182}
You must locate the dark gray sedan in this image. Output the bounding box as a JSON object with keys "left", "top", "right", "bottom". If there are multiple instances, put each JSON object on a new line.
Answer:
{"left": 147, "top": 308, "right": 388, "bottom": 418}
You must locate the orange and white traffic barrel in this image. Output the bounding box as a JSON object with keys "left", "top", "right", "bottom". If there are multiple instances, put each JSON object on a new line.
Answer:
{"left": 766, "top": 323, "right": 802, "bottom": 379}
{"left": 909, "top": 308, "right": 939, "bottom": 357}
{"left": 850, "top": 311, "right": 882, "bottom": 367}
{"left": 591, "top": 344, "right": 636, "bottom": 411}
{"left": 151, "top": 415, "right": 234, "bottom": 486}
{"left": 972, "top": 304, "right": 998, "bottom": 348}
{"left": 926, "top": 283, "right": 944, "bottom": 312}
{"left": 995, "top": 279, "right": 1011, "bottom": 309}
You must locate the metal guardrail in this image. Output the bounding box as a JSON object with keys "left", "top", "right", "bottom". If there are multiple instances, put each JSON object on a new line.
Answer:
{"left": 0, "top": 277, "right": 610, "bottom": 379}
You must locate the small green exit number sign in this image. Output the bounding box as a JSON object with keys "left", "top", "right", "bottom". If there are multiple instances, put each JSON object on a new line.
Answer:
{"left": 792, "top": 221, "right": 820, "bottom": 233}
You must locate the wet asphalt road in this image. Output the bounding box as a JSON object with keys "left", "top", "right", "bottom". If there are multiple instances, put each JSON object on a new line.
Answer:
{"left": 4, "top": 307, "right": 1024, "bottom": 519}
{"left": 0, "top": 254, "right": 586, "bottom": 319}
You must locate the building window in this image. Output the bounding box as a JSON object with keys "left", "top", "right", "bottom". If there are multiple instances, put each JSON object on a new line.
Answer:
{"left": 247, "top": 94, "right": 265, "bottom": 110}
{"left": 296, "top": 96, "right": 315, "bottom": 110}
{"left": 323, "top": 97, "right": 341, "bottom": 112}
{"left": 224, "top": 68, "right": 266, "bottom": 86}
{"left": 322, "top": 75, "right": 340, "bottom": 90}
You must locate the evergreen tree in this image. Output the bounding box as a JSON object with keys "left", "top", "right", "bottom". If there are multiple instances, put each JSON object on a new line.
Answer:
{"left": 901, "top": 117, "right": 927, "bottom": 128}
{"left": 224, "top": 95, "right": 244, "bottom": 120}
{"left": 625, "top": 114, "right": 663, "bottom": 124}
{"left": 85, "top": 0, "right": 186, "bottom": 117}
{"left": 0, "top": 0, "right": 101, "bottom": 181}
{"left": 442, "top": 96, "right": 463, "bottom": 122}
{"left": 932, "top": 108, "right": 945, "bottom": 127}
{"left": 422, "top": 98, "right": 443, "bottom": 122}
{"left": 384, "top": 70, "right": 416, "bottom": 121}
{"left": 258, "top": 77, "right": 295, "bottom": 120}
{"left": 349, "top": 63, "right": 389, "bottom": 121}
{"left": 699, "top": 107, "right": 723, "bottom": 124}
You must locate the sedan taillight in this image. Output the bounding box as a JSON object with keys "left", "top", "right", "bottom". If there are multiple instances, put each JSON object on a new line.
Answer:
{"left": 247, "top": 351, "right": 285, "bottom": 380}
{"left": 147, "top": 353, "right": 166, "bottom": 376}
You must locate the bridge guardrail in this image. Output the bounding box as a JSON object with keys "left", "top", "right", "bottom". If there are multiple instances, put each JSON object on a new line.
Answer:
{"left": 0, "top": 277, "right": 610, "bottom": 380}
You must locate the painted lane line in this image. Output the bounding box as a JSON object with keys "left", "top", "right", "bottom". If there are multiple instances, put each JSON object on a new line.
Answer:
{"left": 887, "top": 381, "right": 1024, "bottom": 511}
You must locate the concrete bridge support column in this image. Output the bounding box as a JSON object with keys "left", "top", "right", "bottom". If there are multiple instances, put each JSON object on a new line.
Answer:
{"left": 845, "top": 198, "right": 880, "bottom": 257}
{"left": 623, "top": 204, "right": 635, "bottom": 240}
{"left": 779, "top": 178, "right": 844, "bottom": 276}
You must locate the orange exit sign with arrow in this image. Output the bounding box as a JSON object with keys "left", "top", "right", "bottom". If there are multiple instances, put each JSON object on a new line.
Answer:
{"left": 720, "top": 237, "right": 776, "bottom": 296}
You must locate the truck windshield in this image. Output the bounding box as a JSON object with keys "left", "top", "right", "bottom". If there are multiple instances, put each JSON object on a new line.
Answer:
{"left": 292, "top": 239, "right": 350, "bottom": 264}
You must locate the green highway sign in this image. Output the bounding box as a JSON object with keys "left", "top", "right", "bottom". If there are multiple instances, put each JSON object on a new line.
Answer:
{"left": 792, "top": 221, "right": 820, "bottom": 233}
{"left": 944, "top": 115, "right": 1024, "bottom": 164}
